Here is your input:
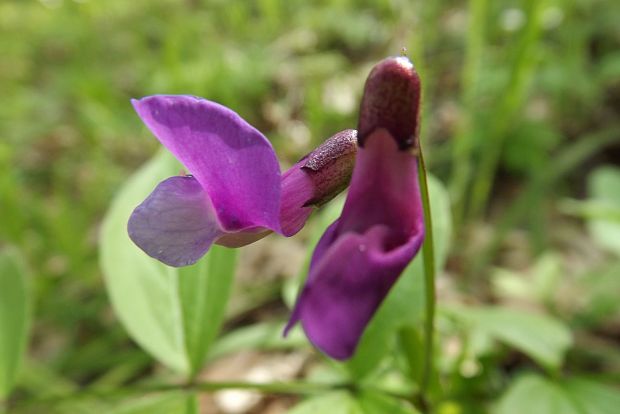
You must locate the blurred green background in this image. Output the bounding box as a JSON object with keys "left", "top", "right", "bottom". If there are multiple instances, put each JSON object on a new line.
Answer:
{"left": 1, "top": 0, "right": 619, "bottom": 413}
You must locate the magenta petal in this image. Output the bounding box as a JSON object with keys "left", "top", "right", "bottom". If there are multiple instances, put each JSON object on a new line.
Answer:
{"left": 128, "top": 176, "right": 224, "bottom": 267}
{"left": 283, "top": 219, "right": 340, "bottom": 336}
{"left": 287, "top": 130, "right": 425, "bottom": 359}
{"left": 279, "top": 163, "right": 314, "bottom": 236}
{"left": 294, "top": 225, "right": 424, "bottom": 359}
{"left": 132, "top": 95, "right": 282, "bottom": 233}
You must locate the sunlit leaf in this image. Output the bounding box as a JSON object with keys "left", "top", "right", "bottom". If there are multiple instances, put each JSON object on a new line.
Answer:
{"left": 448, "top": 306, "right": 572, "bottom": 370}
{"left": 290, "top": 390, "right": 417, "bottom": 414}
{"left": 209, "top": 322, "right": 307, "bottom": 360}
{"left": 0, "top": 247, "right": 30, "bottom": 399}
{"left": 398, "top": 326, "right": 424, "bottom": 385}
{"left": 587, "top": 166, "right": 620, "bottom": 255}
{"left": 358, "top": 391, "right": 419, "bottom": 414}
{"left": 110, "top": 392, "right": 197, "bottom": 414}
{"left": 179, "top": 247, "right": 236, "bottom": 376}
{"left": 574, "top": 260, "right": 620, "bottom": 327}
{"left": 562, "top": 377, "right": 620, "bottom": 414}
{"left": 288, "top": 392, "right": 362, "bottom": 414}
{"left": 492, "top": 253, "right": 562, "bottom": 304}
{"left": 100, "top": 151, "right": 236, "bottom": 375}
{"left": 494, "top": 374, "right": 580, "bottom": 414}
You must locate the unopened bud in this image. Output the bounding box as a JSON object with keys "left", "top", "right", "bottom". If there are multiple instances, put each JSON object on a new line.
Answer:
{"left": 357, "top": 56, "right": 421, "bottom": 151}
{"left": 302, "top": 129, "right": 357, "bottom": 206}
{"left": 280, "top": 129, "right": 357, "bottom": 235}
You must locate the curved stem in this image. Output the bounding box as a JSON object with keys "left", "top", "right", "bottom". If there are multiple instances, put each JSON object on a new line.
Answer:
{"left": 418, "top": 148, "right": 437, "bottom": 410}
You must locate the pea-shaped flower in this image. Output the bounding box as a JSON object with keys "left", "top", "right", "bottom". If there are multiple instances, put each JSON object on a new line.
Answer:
{"left": 285, "top": 56, "right": 425, "bottom": 360}
{"left": 128, "top": 95, "right": 356, "bottom": 267}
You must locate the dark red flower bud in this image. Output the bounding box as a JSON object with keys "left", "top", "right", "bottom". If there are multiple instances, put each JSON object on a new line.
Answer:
{"left": 357, "top": 56, "right": 421, "bottom": 151}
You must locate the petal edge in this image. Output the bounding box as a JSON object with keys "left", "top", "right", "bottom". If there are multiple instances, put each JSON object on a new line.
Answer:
{"left": 132, "top": 95, "right": 282, "bottom": 234}
{"left": 128, "top": 175, "right": 224, "bottom": 267}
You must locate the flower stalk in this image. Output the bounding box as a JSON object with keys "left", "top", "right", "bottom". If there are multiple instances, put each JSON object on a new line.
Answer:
{"left": 418, "top": 147, "right": 436, "bottom": 410}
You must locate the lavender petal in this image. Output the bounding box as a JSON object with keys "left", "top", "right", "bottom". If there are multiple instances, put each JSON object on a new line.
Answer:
{"left": 128, "top": 176, "right": 224, "bottom": 267}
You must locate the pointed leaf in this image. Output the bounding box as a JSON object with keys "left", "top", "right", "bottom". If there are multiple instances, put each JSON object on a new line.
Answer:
{"left": 448, "top": 306, "right": 572, "bottom": 370}
{"left": 0, "top": 247, "right": 31, "bottom": 399}
{"left": 494, "top": 374, "right": 581, "bottom": 414}
{"left": 562, "top": 377, "right": 620, "bottom": 414}
{"left": 288, "top": 392, "right": 362, "bottom": 414}
{"left": 101, "top": 151, "right": 189, "bottom": 373}
{"left": 100, "top": 150, "right": 237, "bottom": 374}
{"left": 358, "top": 391, "right": 419, "bottom": 414}
{"left": 179, "top": 246, "right": 236, "bottom": 375}
{"left": 589, "top": 166, "right": 620, "bottom": 253}
{"left": 210, "top": 322, "right": 307, "bottom": 360}
{"left": 110, "top": 392, "right": 197, "bottom": 414}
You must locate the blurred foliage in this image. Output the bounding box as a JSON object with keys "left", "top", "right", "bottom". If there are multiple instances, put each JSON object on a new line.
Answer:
{"left": 0, "top": 0, "right": 619, "bottom": 413}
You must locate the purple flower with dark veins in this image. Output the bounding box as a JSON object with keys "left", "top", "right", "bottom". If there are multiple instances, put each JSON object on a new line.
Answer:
{"left": 285, "top": 56, "right": 425, "bottom": 360}
{"left": 128, "top": 95, "right": 357, "bottom": 267}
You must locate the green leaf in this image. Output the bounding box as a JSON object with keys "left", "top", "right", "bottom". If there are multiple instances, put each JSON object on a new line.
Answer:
{"left": 288, "top": 392, "right": 362, "bottom": 414}
{"left": 562, "top": 377, "right": 620, "bottom": 414}
{"left": 496, "top": 374, "right": 620, "bottom": 414}
{"left": 101, "top": 151, "right": 187, "bottom": 372}
{"left": 290, "top": 391, "right": 418, "bottom": 414}
{"left": 100, "top": 151, "right": 237, "bottom": 375}
{"left": 209, "top": 322, "right": 307, "bottom": 360}
{"left": 0, "top": 247, "right": 31, "bottom": 399}
{"left": 575, "top": 261, "right": 620, "bottom": 326}
{"left": 491, "top": 253, "right": 562, "bottom": 304}
{"left": 425, "top": 174, "right": 453, "bottom": 273}
{"left": 110, "top": 392, "right": 197, "bottom": 414}
{"left": 587, "top": 166, "right": 620, "bottom": 255}
{"left": 398, "top": 326, "right": 424, "bottom": 385}
{"left": 345, "top": 175, "right": 452, "bottom": 379}
{"left": 358, "top": 391, "right": 419, "bottom": 414}
{"left": 179, "top": 247, "right": 236, "bottom": 376}
{"left": 448, "top": 306, "right": 572, "bottom": 371}
{"left": 494, "top": 374, "right": 581, "bottom": 414}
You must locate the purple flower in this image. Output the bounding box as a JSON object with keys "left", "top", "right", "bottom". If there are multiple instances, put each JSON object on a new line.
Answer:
{"left": 285, "top": 56, "right": 425, "bottom": 360}
{"left": 128, "top": 95, "right": 356, "bottom": 267}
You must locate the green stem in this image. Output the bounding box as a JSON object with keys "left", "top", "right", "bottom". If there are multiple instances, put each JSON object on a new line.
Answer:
{"left": 14, "top": 380, "right": 418, "bottom": 410}
{"left": 418, "top": 148, "right": 437, "bottom": 409}
{"left": 186, "top": 380, "right": 342, "bottom": 395}
{"left": 15, "top": 381, "right": 343, "bottom": 408}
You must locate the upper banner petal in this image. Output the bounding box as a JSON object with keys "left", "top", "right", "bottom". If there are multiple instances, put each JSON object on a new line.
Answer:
{"left": 128, "top": 175, "right": 224, "bottom": 267}
{"left": 132, "top": 95, "right": 282, "bottom": 233}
